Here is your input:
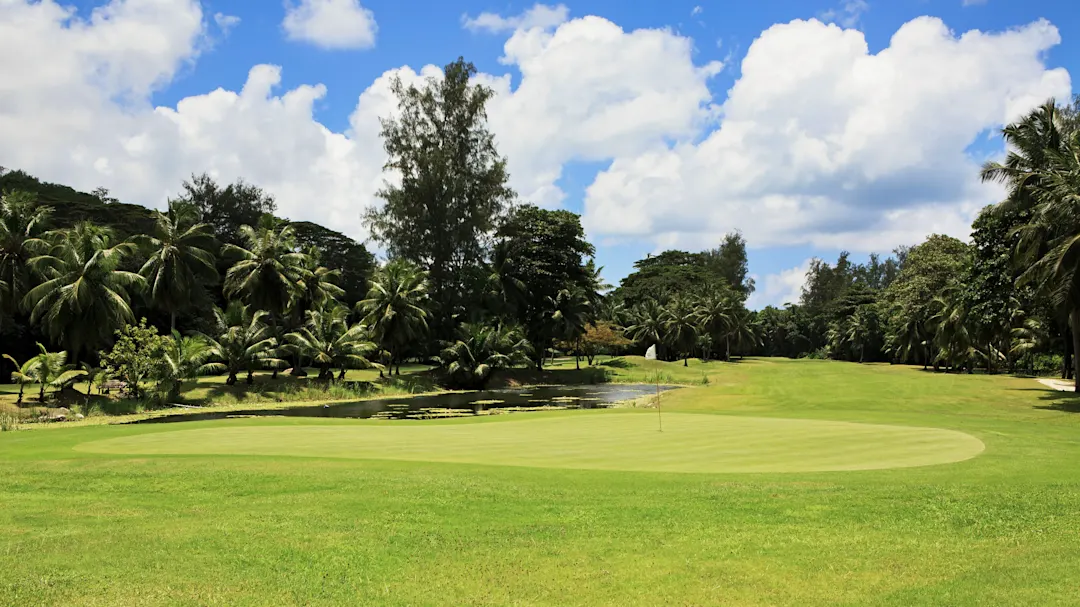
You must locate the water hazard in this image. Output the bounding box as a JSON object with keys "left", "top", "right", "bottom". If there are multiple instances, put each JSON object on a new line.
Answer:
{"left": 135, "top": 384, "right": 678, "bottom": 424}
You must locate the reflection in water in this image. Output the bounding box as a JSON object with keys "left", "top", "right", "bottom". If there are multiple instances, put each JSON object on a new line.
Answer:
{"left": 135, "top": 384, "right": 679, "bottom": 424}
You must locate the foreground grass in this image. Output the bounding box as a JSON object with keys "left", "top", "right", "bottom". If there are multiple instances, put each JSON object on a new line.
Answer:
{"left": 2, "top": 358, "right": 1080, "bottom": 605}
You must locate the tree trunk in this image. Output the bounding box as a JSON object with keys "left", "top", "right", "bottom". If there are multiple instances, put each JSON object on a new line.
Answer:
{"left": 683, "top": 356, "right": 688, "bottom": 367}
{"left": 17, "top": 384, "right": 24, "bottom": 405}
{"left": 226, "top": 372, "right": 237, "bottom": 386}
{"left": 170, "top": 311, "right": 176, "bottom": 334}
{"left": 1071, "top": 310, "right": 1080, "bottom": 392}
{"left": 725, "top": 337, "right": 731, "bottom": 362}
{"left": 859, "top": 345, "right": 865, "bottom": 364}
{"left": 575, "top": 355, "right": 580, "bottom": 370}
{"left": 1063, "top": 322, "right": 1073, "bottom": 379}
{"left": 246, "top": 369, "right": 254, "bottom": 385}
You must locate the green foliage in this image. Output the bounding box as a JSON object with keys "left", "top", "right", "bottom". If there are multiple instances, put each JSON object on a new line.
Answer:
{"left": 200, "top": 303, "right": 284, "bottom": 386}
{"left": 0, "top": 190, "right": 51, "bottom": 325}
{"left": 702, "top": 230, "right": 755, "bottom": 297}
{"left": 285, "top": 304, "right": 379, "bottom": 380}
{"left": 365, "top": 58, "right": 514, "bottom": 340}
{"left": 24, "top": 222, "right": 145, "bottom": 361}
{"left": 99, "top": 319, "right": 170, "bottom": 399}
{"left": 135, "top": 202, "right": 218, "bottom": 331}
{"left": 437, "top": 323, "right": 533, "bottom": 389}
{"left": 495, "top": 204, "right": 597, "bottom": 369}
{"left": 357, "top": 260, "right": 430, "bottom": 373}
{"left": 222, "top": 219, "right": 307, "bottom": 322}
{"left": 177, "top": 173, "right": 277, "bottom": 247}
{"left": 290, "top": 221, "right": 374, "bottom": 305}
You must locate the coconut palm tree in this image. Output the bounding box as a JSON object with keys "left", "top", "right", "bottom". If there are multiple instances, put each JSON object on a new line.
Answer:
{"left": 981, "top": 100, "right": 1080, "bottom": 388}
{"left": 929, "top": 289, "right": 976, "bottom": 373}
{"left": 23, "top": 222, "right": 145, "bottom": 363}
{"left": 484, "top": 241, "right": 528, "bottom": 319}
{"left": 437, "top": 323, "right": 532, "bottom": 389}
{"left": 626, "top": 299, "right": 665, "bottom": 359}
{"left": 693, "top": 290, "right": 733, "bottom": 360}
{"left": 161, "top": 331, "right": 216, "bottom": 399}
{"left": 3, "top": 344, "right": 85, "bottom": 402}
{"left": 551, "top": 287, "right": 592, "bottom": 369}
{"left": 286, "top": 304, "right": 379, "bottom": 380}
{"left": 887, "top": 310, "right": 929, "bottom": 368}
{"left": 0, "top": 191, "right": 51, "bottom": 329}
{"left": 135, "top": 203, "right": 218, "bottom": 332}
{"left": 843, "top": 305, "right": 877, "bottom": 363}
{"left": 662, "top": 296, "right": 699, "bottom": 366}
{"left": 2, "top": 353, "right": 34, "bottom": 404}
{"left": 200, "top": 303, "right": 284, "bottom": 385}
{"left": 727, "top": 308, "right": 760, "bottom": 360}
{"left": 222, "top": 220, "right": 307, "bottom": 378}
{"left": 357, "top": 260, "right": 429, "bottom": 376}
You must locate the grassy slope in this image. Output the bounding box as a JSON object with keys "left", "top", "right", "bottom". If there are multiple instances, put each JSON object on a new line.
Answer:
{"left": 2, "top": 357, "right": 1080, "bottom": 606}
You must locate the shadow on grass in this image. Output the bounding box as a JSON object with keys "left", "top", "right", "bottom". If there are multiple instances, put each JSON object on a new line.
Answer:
{"left": 1033, "top": 389, "right": 1080, "bottom": 413}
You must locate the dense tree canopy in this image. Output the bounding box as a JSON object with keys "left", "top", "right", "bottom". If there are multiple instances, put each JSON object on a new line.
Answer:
{"left": 365, "top": 58, "right": 514, "bottom": 341}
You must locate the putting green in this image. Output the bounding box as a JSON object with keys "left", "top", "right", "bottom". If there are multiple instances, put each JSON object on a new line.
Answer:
{"left": 76, "top": 413, "right": 984, "bottom": 473}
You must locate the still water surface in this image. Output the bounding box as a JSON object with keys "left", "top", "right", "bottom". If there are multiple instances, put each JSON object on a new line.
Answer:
{"left": 136, "top": 384, "right": 678, "bottom": 424}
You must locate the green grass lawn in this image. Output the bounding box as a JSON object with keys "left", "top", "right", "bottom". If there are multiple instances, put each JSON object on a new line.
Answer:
{"left": 3, "top": 357, "right": 1080, "bottom": 605}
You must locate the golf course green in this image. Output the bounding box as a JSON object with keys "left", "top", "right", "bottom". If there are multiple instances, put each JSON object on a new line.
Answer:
{"left": 76, "top": 413, "right": 984, "bottom": 473}
{"left": 3, "top": 357, "right": 1080, "bottom": 606}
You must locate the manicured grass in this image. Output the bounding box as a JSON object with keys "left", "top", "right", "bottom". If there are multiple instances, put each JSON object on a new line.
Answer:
{"left": 2, "top": 357, "right": 1080, "bottom": 605}
{"left": 76, "top": 412, "right": 984, "bottom": 473}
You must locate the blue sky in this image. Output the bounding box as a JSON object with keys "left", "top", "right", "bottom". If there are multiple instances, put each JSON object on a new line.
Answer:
{"left": 3, "top": 0, "right": 1078, "bottom": 307}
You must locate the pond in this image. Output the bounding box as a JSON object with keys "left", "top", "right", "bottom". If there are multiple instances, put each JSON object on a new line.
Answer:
{"left": 135, "top": 384, "right": 680, "bottom": 424}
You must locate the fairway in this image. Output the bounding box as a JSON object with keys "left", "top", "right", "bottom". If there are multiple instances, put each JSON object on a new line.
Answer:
{"left": 6, "top": 358, "right": 1080, "bottom": 606}
{"left": 76, "top": 412, "right": 984, "bottom": 473}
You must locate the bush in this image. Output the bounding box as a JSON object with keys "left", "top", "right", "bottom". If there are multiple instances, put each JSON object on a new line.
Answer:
{"left": 1031, "top": 354, "right": 1064, "bottom": 377}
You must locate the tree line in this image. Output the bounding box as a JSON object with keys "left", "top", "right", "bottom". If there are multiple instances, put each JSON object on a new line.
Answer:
{"left": 4, "top": 55, "right": 1078, "bottom": 402}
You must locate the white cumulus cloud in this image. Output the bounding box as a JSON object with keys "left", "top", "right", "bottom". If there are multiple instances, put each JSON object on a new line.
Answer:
{"left": 463, "top": 3, "right": 569, "bottom": 34}
{"left": 582, "top": 17, "right": 1071, "bottom": 255}
{"left": 0, "top": 1, "right": 1070, "bottom": 266}
{"left": 747, "top": 260, "right": 813, "bottom": 309}
{"left": 282, "top": 0, "right": 377, "bottom": 50}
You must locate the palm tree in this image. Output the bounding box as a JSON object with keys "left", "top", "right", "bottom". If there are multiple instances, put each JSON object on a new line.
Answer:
{"left": 551, "top": 287, "right": 592, "bottom": 369}
{"left": 136, "top": 203, "right": 218, "bottom": 332}
{"left": 0, "top": 191, "right": 51, "bottom": 329}
{"left": 200, "top": 303, "right": 284, "bottom": 385}
{"left": 2, "top": 353, "right": 34, "bottom": 404}
{"left": 286, "top": 304, "right": 379, "bottom": 380}
{"left": 662, "top": 297, "right": 699, "bottom": 366}
{"left": 3, "top": 343, "right": 85, "bottom": 402}
{"left": 223, "top": 220, "right": 307, "bottom": 377}
{"left": 357, "top": 260, "right": 429, "bottom": 376}
{"left": 437, "top": 323, "right": 533, "bottom": 389}
{"left": 1011, "top": 316, "right": 1049, "bottom": 375}
{"left": 693, "top": 290, "right": 732, "bottom": 360}
{"left": 888, "top": 310, "right": 929, "bottom": 368}
{"left": 929, "top": 289, "right": 976, "bottom": 373}
{"left": 162, "top": 331, "right": 216, "bottom": 399}
{"left": 727, "top": 308, "right": 760, "bottom": 360}
{"left": 981, "top": 100, "right": 1080, "bottom": 388}
{"left": 484, "top": 241, "right": 529, "bottom": 321}
{"left": 24, "top": 222, "right": 145, "bottom": 362}
{"left": 626, "top": 299, "right": 665, "bottom": 359}
{"left": 843, "top": 306, "right": 876, "bottom": 363}
{"left": 286, "top": 246, "right": 345, "bottom": 373}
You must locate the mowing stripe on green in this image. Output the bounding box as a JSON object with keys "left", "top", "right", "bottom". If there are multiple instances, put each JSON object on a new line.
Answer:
{"left": 74, "top": 413, "right": 985, "bottom": 473}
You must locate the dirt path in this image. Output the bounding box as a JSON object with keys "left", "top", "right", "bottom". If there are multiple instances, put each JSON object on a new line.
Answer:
{"left": 1037, "top": 378, "right": 1075, "bottom": 392}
